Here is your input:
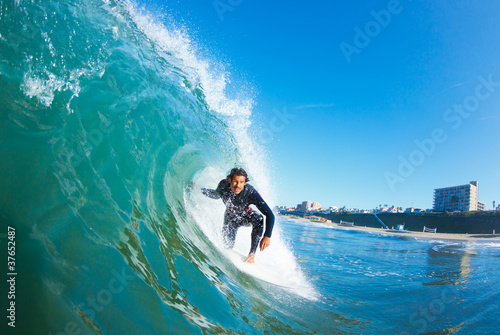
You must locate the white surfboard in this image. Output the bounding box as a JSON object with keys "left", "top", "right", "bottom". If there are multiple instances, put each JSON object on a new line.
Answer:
{"left": 224, "top": 249, "right": 293, "bottom": 288}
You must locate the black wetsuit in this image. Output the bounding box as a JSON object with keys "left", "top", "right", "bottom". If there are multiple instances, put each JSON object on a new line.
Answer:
{"left": 202, "top": 179, "right": 275, "bottom": 254}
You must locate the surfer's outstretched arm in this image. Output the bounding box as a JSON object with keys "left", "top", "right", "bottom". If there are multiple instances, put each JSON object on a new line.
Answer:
{"left": 201, "top": 180, "right": 225, "bottom": 199}
{"left": 201, "top": 188, "right": 219, "bottom": 199}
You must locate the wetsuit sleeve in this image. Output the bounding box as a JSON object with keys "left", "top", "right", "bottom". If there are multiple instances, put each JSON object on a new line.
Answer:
{"left": 201, "top": 180, "right": 225, "bottom": 199}
{"left": 250, "top": 191, "right": 275, "bottom": 238}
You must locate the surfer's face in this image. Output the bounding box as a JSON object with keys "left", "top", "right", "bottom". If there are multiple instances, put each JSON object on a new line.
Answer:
{"left": 230, "top": 175, "right": 246, "bottom": 194}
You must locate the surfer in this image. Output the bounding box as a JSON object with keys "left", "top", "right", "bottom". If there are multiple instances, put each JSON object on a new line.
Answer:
{"left": 201, "top": 168, "right": 275, "bottom": 263}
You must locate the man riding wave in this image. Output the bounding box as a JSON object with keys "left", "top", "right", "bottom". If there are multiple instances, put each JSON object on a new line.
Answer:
{"left": 202, "top": 168, "right": 275, "bottom": 263}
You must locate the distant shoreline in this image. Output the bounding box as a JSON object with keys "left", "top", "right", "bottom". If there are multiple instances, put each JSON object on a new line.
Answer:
{"left": 280, "top": 214, "right": 500, "bottom": 242}
{"left": 279, "top": 211, "right": 500, "bottom": 235}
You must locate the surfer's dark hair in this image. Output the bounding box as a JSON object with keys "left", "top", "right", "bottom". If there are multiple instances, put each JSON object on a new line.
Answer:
{"left": 227, "top": 168, "right": 249, "bottom": 182}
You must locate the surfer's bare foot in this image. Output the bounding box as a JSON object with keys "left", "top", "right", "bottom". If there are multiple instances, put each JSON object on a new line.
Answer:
{"left": 244, "top": 253, "right": 255, "bottom": 263}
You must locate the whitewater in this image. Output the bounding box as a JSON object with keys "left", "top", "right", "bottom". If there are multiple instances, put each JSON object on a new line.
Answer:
{"left": 1, "top": 0, "right": 500, "bottom": 334}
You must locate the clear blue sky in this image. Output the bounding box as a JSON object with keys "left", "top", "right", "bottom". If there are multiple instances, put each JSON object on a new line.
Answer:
{"left": 149, "top": 0, "right": 500, "bottom": 210}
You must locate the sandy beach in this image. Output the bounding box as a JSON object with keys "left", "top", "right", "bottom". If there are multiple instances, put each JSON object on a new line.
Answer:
{"left": 282, "top": 215, "right": 500, "bottom": 242}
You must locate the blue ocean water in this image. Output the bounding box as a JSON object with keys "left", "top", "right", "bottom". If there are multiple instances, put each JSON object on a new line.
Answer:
{"left": 1, "top": 0, "right": 500, "bottom": 334}
{"left": 280, "top": 218, "right": 500, "bottom": 334}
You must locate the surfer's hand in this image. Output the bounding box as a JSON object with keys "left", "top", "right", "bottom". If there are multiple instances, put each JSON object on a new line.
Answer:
{"left": 244, "top": 253, "right": 255, "bottom": 263}
{"left": 259, "top": 236, "right": 270, "bottom": 251}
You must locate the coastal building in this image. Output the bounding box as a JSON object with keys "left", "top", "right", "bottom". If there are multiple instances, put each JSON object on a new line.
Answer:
{"left": 276, "top": 206, "right": 295, "bottom": 212}
{"left": 377, "top": 206, "right": 399, "bottom": 213}
{"left": 296, "top": 201, "right": 312, "bottom": 213}
{"left": 329, "top": 206, "right": 338, "bottom": 212}
{"left": 311, "top": 202, "right": 321, "bottom": 211}
{"left": 433, "top": 181, "right": 482, "bottom": 212}
{"left": 405, "top": 207, "right": 419, "bottom": 213}
{"left": 386, "top": 206, "right": 402, "bottom": 213}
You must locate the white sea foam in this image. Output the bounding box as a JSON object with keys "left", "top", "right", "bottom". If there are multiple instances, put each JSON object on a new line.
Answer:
{"left": 21, "top": 63, "right": 93, "bottom": 113}
{"left": 22, "top": 70, "right": 65, "bottom": 107}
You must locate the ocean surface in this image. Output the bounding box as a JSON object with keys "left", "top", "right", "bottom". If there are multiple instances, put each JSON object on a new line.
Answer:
{"left": 1, "top": 0, "right": 500, "bottom": 334}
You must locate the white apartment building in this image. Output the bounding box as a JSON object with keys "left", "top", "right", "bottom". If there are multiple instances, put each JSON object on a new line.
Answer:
{"left": 433, "top": 181, "right": 481, "bottom": 212}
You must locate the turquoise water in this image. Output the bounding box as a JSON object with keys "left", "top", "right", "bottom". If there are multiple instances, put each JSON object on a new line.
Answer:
{"left": 1, "top": 0, "right": 500, "bottom": 334}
